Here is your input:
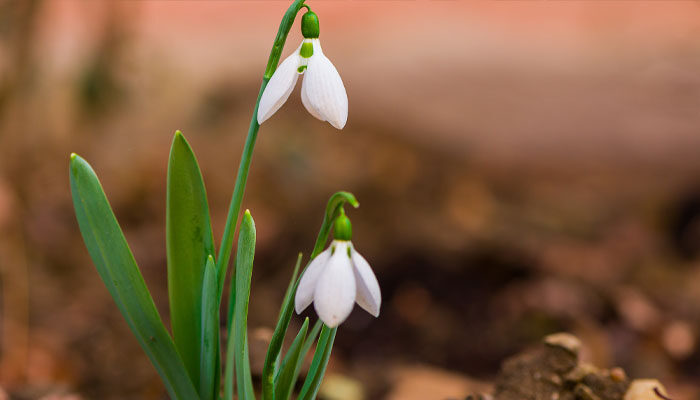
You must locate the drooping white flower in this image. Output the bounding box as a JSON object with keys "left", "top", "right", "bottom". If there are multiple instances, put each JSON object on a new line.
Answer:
{"left": 257, "top": 10, "right": 348, "bottom": 129}
{"left": 295, "top": 240, "right": 381, "bottom": 328}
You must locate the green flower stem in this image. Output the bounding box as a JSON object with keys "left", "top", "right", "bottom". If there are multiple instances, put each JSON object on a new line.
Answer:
{"left": 219, "top": 2, "right": 307, "bottom": 399}
{"left": 216, "top": 0, "right": 308, "bottom": 287}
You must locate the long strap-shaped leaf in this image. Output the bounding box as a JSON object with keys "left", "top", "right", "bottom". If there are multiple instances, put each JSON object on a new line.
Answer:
{"left": 297, "top": 326, "right": 337, "bottom": 400}
{"left": 166, "top": 131, "right": 216, "bottom": 389}
{"left": 234, "top": 211, "right": 257, "bottom": 400}
{"left": 288, "top": 319, "right": 323, "bottom": 397}
{"left": 69, "top": 154, "right": 200, "bottom": 400}
{"left": 199, "top": 255, "right": 219, "bottom": 400}
{"left": 224, "top": 311, "right": 236, "bottom": 400}
{"left": 261, "top": 254, "right": 303, "bottom": 400}
{"left": 273, "top": 318, "right": 309, "bottom": 400}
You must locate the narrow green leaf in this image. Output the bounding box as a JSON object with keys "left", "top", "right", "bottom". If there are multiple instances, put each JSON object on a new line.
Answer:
{"left": 273, "top": 318, "right": 309, "bottom": 400}
{"left": 224, "top": 255, "right": 237, "bottom": 400}
{"left": 276, "top": 318, "right": 322, "bottom": 400}
{"left": 242, "top": 338, "right": 255, "bottom": 399}
{"left": 297, "top": 326, "right": 337, "bottom": 400}
{"left": 278, "top": 253, "right": 304, "bottom": 321}
{"left": 224, "top": 318, "right": 235, "bottom": 400}
{"left": 69, "top": 154, "right": 199, "bottom": 400}
{"left": 295, "top": 319, "right": 323, "bottom": 381}
{"left": 166, "top": 131, "right": 216, "bottom": 388}
{"left": 234, "top": 210, "right": 256, "bottom": 400}
{"left": 199, "top": 256, "right": 219, "bottom": 400}
{"left": 300, "top": 320, "right": 323, "bottom": 359}
{"left": 274, "top": 350, "right": 282, "bottom": 377}
{"left": 261, "top": 253, "right": 303, "bottom": 400}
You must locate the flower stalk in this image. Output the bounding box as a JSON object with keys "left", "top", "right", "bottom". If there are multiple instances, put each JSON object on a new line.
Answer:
{"left": 216, "top": 0, "right": 309, "bottom": 286}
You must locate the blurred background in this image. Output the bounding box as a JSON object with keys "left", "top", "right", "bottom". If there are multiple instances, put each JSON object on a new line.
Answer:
{"left": 1, "top": 0, "right": 700, "bottom": 399}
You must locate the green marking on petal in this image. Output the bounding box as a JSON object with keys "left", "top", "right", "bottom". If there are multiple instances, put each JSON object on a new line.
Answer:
{"left": 300, "top": 42, "right": 314, "bottom": 58}
{"left": 297, "top": 65, "right": 308, "bottom": 73}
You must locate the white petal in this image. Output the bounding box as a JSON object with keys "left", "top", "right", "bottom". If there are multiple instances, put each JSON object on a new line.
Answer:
{"left": 295, "top": 248, "right": 331, "bottom": 314}
{"left": 257, "top": 47, "right": 302, "bottom": 125}
{"left": 313, "top": 241, "right": 356, "bottom": 327}
{"left": 350, "top": 247, "right": 381, "bottom": 317}
{"left": 302, "top": 39, "right": 348, "bottom": 129}
{"left": 301, "top": 78, "right": 325, "bottom": 121}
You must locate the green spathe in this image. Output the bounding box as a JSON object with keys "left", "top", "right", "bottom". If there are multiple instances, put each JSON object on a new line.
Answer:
{"left": 333, "top": 208, "right": 352, "bottom": 241}
{"left": 301, "top": 10, "right": 319, "bottom": 38}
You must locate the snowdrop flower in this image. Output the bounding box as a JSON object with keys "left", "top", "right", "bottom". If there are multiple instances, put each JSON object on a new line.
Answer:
{"left": 257, "top": 10, "right": 348, "bottom": 129}
{"left": 295, "top": 209, "right": 380, "bottom": 327}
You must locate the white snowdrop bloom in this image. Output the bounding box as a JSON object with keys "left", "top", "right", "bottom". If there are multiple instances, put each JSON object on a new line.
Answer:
{"left": 257, "top": 11, "right": 348, "bottom": 129}
{"left": 295, "top": 240, "right": 381, "bottom": 327}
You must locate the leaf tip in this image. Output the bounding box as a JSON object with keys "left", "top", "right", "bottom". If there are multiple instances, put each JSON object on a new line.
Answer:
{"left": 173, "top": 130, "right": 187, "bottom": 145}
{"left": 69, "top": 153, "right": 89, "bottom": 176}
{"left": 242, "top": 209, "right": 256, "bottom": 233}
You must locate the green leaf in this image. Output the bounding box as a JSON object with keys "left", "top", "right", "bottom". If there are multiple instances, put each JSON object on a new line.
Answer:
{"left": 199, "top": 256, "right": 219, "bottom": 400}
{"left": 294, "top": 319, "right": 323, "bottom": 384}
{"left": 69, "top": 154, "right": 200, "bottom": 400}
{"left": 166, "top": 131, "right": 216, "bottom": 388}
{"left": 274, "top": 318, "right": 309, "bottom": 400}
{"left": 297, "top": 325, "right": 337, "bottom": 400}
{"left": 224, "top": 318, "right": 235, "bottom": 400}
{"left": 234, "top": 210, "right": 256, "bottom": 400}
{"left": 275, "top": 319, "right": 322, "bottom": 400}
{"left": 261, "top": 253, "right": 303, "bottom": 400}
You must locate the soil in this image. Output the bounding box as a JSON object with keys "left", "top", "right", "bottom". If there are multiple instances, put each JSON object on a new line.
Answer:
{"left": 468, "top": 333, "right": 670, "bottom": 400}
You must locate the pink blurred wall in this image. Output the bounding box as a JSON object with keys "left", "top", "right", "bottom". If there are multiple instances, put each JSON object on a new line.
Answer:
{"left": 31, "top": 1, "right": 700, "bottom": 169}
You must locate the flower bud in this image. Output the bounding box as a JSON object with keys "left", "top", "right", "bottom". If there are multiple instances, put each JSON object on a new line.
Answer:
{"left": 301, "top": 11, "right": 320, "bottom": 39}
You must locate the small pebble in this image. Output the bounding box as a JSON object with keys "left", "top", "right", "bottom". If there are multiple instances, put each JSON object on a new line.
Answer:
{"left": 547, "top": 374, "right": 563, "bottom": 386}
{"left": 610, "top": 367, "right": 627, "bottom": 382}
{"left": 624, "top": 380, "right": 670, "bottom": 400}
{"left": 574, "top": 384, "right": 601, "bottom": 400}
{"left": 544, "top": 333, "right": 582, "bottom": 356}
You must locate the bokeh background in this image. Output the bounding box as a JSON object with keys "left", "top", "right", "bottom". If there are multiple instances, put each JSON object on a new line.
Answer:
{"left": 2, "top": 1, "right": 700, "bottom": 399}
